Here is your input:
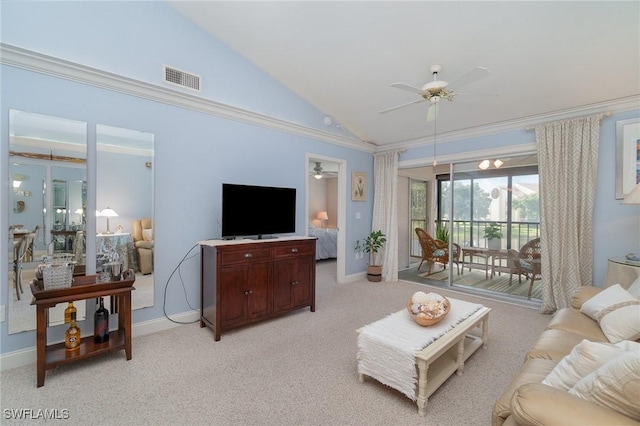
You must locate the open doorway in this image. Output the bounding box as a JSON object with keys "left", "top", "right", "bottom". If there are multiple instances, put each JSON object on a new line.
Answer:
{"left": 306, "top": 154, "right": 346, "bottom": 283}
{"left": 397, "top": 154, "right": 542, "bottom": 306}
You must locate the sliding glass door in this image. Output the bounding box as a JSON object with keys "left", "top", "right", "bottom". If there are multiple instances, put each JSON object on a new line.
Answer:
{"left": 437, "top": 156, "right": 542, "bottom": 300}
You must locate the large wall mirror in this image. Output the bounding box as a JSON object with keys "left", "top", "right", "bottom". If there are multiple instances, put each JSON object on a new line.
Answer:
{"left": 8, "top": 110, "right": 88, "bottom": 334}
{"left": 97, "top": 124, "right": 155, "bottom": 311}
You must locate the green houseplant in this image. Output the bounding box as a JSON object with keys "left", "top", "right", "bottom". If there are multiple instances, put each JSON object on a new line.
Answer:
{"left": 435, "top": 224, "right": 449, "bottom": 243}
{"left": 355, "top": 230, "right": 387, "bottom": 282}
{"left": 483, "top": 222, "right": 503, "bottom": 250}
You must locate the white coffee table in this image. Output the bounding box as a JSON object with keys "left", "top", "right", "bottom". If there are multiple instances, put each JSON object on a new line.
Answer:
{"left": 358, "top": 304, "right": 490, "bottom": 416}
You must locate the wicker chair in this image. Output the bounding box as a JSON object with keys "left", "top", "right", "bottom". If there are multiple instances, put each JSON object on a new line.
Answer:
{"left": 415, "top": 228, "right": 461, "bottom": 275}
{"left": 510, "top": 238, "right": 542, "bottom": 299}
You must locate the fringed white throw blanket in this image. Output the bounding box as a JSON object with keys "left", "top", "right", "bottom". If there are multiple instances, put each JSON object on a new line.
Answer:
{"left": 357, "top": 298, "right": 482, "bottom": 400}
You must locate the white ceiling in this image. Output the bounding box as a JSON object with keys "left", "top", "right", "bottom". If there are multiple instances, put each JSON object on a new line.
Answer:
{"left": 169, "top": 1, "right": 640, "bottom": 148}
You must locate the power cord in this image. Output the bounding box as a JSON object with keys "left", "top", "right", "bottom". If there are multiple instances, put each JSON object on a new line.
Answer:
{"left": 162, "top": 243, "right": 201, "bottom": 325}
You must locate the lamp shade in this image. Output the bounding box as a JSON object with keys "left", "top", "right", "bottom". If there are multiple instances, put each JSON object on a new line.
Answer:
{"left": 317, "top": 211, "right": 328, "bottom": 221}
{"left": 622, "top": 183, "right": 640, "bottom": 205}
{"left": 100, "top": 207, "right": 119, "bottom": 217}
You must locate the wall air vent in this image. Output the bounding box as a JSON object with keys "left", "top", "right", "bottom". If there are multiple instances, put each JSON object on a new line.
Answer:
{"left": 163, "top": 65, "right": 201, "bottom": 91}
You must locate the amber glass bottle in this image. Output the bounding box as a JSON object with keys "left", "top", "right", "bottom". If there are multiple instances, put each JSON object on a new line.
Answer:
{"left": 64, "top": 302, "right": 76, "bottom": 324}
{"left": 65, "top": 312, "right": 81, "bottom": 351}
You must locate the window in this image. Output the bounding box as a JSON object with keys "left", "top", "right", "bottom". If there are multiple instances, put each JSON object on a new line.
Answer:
{"left": 437, "top": 165, "right": 539, "bottom": 250}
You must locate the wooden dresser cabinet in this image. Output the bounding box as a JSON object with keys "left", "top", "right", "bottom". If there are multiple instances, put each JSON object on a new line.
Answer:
{"left": 200, "top": 237, "right": 316, "bottom": 340}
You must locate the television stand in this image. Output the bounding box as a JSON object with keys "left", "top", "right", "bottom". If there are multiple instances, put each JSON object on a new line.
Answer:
{"left": 199, "top": 236, "right": 316, "bottom": 340}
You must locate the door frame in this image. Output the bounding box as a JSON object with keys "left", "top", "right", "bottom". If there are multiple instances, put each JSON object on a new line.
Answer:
{"left": 305, "top": 153, "right": 347, "bottom": 283}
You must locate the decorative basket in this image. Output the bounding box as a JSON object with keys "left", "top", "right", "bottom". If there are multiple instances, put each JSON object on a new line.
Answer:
{"left": 406, "top": 296, "right": 450, "bottom": 327}
{"left": 41, "top": 262, "right": 74, "bottom": 290}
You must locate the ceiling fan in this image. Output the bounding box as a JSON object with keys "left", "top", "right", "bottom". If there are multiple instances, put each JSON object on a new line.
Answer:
{"left": 310, "top": 161, "right": 338, "bottom": 180}
{"left": 379, "top": 65, "right": 492, "bottom": 120}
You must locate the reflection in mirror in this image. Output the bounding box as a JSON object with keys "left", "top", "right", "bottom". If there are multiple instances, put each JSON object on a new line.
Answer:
{"left": 97, "top": 124, "right": 154, "bottom": 311}
{"left": 8, "top": 110, "right": 87, "bottom": 334}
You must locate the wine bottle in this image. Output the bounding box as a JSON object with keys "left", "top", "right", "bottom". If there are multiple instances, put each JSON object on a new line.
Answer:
{"left": 65, "top": 312, "right": 81, "bottom": 351}
{"left": 94, "top": 297, "right": 110, "bottom": 344}
{"left": 64, "top": 302, "right": 76, "bottom": 324}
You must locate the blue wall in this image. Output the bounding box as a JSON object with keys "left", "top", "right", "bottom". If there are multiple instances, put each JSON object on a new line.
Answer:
{"left": 0, "top": 2, "right": 374, "bottom": 354}
{"left": 1, "top": 1, "right": 638, "bottom": 356}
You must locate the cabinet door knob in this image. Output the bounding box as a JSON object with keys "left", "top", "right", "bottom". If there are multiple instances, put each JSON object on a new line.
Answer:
{"left": 244, "top": 253, "right": 252, "bottom": 258}
{"left": 244, "top": 290, "right": 253, "bottom": 296}
{"left": 291, "top": 248, "right": 298, "bottom": 253}
{"left": 291, "top": 281, "right": 298, "bottom": 286}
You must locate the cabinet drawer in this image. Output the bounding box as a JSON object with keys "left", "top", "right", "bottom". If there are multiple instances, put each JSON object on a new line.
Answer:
{"left": 274, "top": 243, "right": 313, "bottom": 258}
{"left": 220, "top": 248, "right": 271, "bottom": 264}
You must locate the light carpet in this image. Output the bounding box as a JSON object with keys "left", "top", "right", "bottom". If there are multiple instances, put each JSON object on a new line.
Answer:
{"left": 0, "top": 260, "right": 551, "bottom": 425}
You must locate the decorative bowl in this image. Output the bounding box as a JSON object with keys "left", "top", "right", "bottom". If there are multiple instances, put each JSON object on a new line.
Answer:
{"left": 406, "top": 296, "right": 450, "bottom": 327}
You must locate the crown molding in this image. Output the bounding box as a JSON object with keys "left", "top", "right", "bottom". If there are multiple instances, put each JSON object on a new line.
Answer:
{"left": 0, "top": 43, "right": 373, "bottom": 153}
{"left": 382, "top": 95, "right": 640, "bottom": 153}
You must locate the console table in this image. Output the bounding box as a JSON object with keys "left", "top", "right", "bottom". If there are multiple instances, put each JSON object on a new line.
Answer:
{"left": 30, "top": 275, "right": 135, "bottom": 387}
{"left": 199, "top": 237, "right": 316, "bottom": 341}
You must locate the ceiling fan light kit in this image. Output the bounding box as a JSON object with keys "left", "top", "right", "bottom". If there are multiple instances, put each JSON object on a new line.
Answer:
{"left": 313, "top": 162, "right": 324, "bottom": 179}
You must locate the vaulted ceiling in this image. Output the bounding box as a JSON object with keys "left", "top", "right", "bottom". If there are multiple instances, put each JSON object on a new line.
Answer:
{"left": 169, "top": 1, "right": 640, "bottom": 148}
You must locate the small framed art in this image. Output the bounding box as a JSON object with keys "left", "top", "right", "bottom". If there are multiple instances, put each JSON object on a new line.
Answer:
{"left": 352, "top": 171, "right": 367, "bottom": 201}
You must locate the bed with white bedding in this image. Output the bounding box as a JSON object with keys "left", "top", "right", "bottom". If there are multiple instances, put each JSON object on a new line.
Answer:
{"left": 308, "top": 227, "right": 338, "bottom": 260}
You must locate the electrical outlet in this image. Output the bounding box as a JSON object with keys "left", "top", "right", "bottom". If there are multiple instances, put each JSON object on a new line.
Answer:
{"left": 0, "top": 304, "right": 5, "bottom": 322}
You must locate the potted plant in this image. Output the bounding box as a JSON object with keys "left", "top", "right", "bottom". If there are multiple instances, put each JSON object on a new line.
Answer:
{"left": 435, "top": 224, "right": 449, "bottom": 243}
{"left": 355, "top": 230, "right": 387, "bottom": 282}
{"left": 483, "top": 222, "right": 503, "bottom": 250}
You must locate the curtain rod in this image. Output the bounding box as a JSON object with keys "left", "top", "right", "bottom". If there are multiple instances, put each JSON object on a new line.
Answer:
{"left": 524, "top": 111, "right": 612, "bottom": 131}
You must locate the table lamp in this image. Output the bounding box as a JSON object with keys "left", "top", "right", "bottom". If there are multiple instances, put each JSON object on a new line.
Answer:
{"left": 317, "top": 211, "right": 328, "bottom": 228}
{"left": 100, "top": 207, "right": 119, "bottom": 234}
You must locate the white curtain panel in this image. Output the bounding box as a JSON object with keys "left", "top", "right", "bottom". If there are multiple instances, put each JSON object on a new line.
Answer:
{"left": 372, "top": 151, "right": 400, "bottom": 281}
{"left": 535, "top": 114, "right": 600, "bottom": 313}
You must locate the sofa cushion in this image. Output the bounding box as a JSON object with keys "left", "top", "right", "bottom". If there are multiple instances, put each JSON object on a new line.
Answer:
{"left": 492, "top": 358, "right": 557, "bottom": 426}
{"left": 525, "top": 329, "right": 607, "bottom": 362}
{"left": 580, "top": 284, "right": 637, "bottom": 321}
{"left": 546, "top": 308, "right": 608, "bottom": 341}
{"left": 542, "top": 340, "right": 627, "bottom": 390}
{"left": 569, "top": 350, "right": 640, "bottom": 421}
{"left": 599, "top": 302, "right": 640, "bottom": 343}
{"left": 571, "top": 286, "right": 603, "bottom": 309}
{"left": 511, "top": 383, "right": 640, "bottom": 426}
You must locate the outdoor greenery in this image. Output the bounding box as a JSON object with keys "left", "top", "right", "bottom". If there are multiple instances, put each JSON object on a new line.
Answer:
{"left": 513, "top": 193, "right": 540, "bottom": 221}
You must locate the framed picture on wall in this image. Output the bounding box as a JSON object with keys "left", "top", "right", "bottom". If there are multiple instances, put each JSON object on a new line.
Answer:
{"left": 615, "top": 118, "right": 640, "bottom": 199}
{"left": 352, "top": 171, "right": 367, "bottom": 201}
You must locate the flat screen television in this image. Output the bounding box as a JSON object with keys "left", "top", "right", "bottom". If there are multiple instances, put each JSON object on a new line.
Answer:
{"left": 222, "top": 183, "right": 296, "bottom": 239}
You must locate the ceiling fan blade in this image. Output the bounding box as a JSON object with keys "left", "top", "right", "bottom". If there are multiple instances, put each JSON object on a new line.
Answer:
{"left": 390, "top": 83, "right": 425, "bottom": 95}
{"left": 446, "top": 67, "right": 490, "bottom": 92}
{"left": 379, "top": 99, "right": 427, "bottom": 114}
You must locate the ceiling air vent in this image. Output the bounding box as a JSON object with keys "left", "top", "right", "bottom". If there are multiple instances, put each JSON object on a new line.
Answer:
{"left": 163, "top": 65, "right": 201, "bottom": 91}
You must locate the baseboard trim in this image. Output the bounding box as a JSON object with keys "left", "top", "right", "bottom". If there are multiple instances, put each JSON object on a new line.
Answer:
{"left": 0, "top": 310, "right": 200, "bottom": 372}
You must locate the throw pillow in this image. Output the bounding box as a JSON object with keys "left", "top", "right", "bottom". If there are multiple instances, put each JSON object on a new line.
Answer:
{"left": 569, "top": 350, "right": 640, "bottom": 421}
{"left": 580, "top": 284, "right": 637, "bottom": 321}
{"left": 599, "top": 302, "right": 640, "bottom": 343}
{"left": 542, "top": 340, "right": 627, "bottom": 391}
{"left": 142, "top": 228, "right": 153, "bottom": 242}
{"left": 627, "top": 276, "right": 640, "bottom": 298}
